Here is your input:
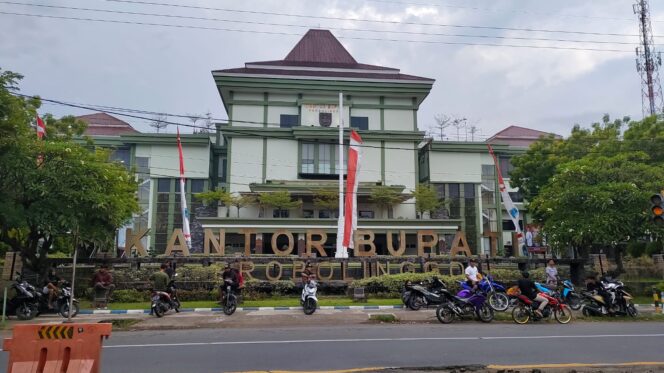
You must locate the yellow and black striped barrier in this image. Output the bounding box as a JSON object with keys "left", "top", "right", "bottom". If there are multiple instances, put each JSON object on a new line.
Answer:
{"left": 37, "top": 325, "right": 74, "bottom": 340}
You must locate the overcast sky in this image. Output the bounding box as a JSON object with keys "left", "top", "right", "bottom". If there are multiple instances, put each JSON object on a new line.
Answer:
{"left": 1, "top": 0, "right": 663, "bottom": 139}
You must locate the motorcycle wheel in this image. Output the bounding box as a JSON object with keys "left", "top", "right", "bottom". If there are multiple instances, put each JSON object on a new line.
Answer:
{"left": 581, "top": 306, "right": 594, "bottom": 317}
{"left": 554, "top": 305, "right": 572, "bottom": 324}
{"left": 477, "top": 305, "right": 494, "bottom": 323}
{"left": 566, "top": 294, "right": 582, "bottom": 311}
{"left": 511, "top": 305, "right": 530, "bottom": 324}
{"left": 401, "top": 291, "right": 411, "bottom": 305}
{"left": 435, "top": 305, "right": 455, "bottom": 324}
{"left": 174, "top": 299, "right": 181, "bottom": 313}
{"left": 488, "top": 292, "right": 509, "bottom": 312}
{"left": 15, "top": 303, "right": 36, "bottom": 320}
{"left": 223, "top": 295, "right": 237, "bottom": 316}
{"left": 408, "top": 296, "right": 424, "bottom": 311}
{"left": 303, "top": 298, "right": 317, "bottom": 315}
{"left": 626, "top": 304, "right": 638, "bottom": 318}
{"left": 58, "top": 302, "right": 79, "bottom": 318}
{"left": 153, "top": 304, "right": 164, "bottom": 318}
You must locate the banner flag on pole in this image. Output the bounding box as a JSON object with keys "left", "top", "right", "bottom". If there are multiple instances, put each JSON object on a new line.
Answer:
{"left": 176, "top": 127, "right": 192, "bottom": 250}
{"left": 487, "top": 144, "right": 523, "bottom": 249}
{"left": 342, "top": 130, "right": 363, "bottom": 249}
{"left": 36, "top": 114, "right": 46, "bottom": 140}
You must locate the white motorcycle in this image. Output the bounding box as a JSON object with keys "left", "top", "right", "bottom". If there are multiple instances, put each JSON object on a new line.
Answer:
{"left": 300, "top": 279, "right": 318, "bottom": 315}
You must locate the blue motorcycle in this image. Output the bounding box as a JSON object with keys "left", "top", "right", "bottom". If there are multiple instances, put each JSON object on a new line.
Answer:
{"left": 535, "top": 281, "right": 581, "bottom": 311}
{"left": 459, "top": 275, "right": 509, "bottom": 312}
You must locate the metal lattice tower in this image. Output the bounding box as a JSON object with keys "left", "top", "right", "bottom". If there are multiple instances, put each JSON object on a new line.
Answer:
{"left": 634, "top": 0, "right": 664, "bottom": 117}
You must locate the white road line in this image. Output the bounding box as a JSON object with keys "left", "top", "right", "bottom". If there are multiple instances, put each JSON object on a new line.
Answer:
{"left": 104, "top": 333, "right": 664, "bottom": 349}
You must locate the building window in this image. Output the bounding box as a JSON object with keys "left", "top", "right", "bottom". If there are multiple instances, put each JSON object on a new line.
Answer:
{"left": 509, "top": 191, "right": 524, "bottom": 203}
{"left": 135, "top": 157, "right": 149, "bottom": 181}
{"left": 350, "top": 116, "right": 369, "bottom": 130}
{"left": 191, "top": 179, "right": 205, "bottom": 193}
{"left": 319, "top": 210, "right": 332, "bottom": 218}
{"left": 499, "top": 157, "right": 513, "bottom": 178}
{"left": 157, "top": 178, "right": 171, "bottom": 193}
{"left": 280, "top": 114, "right": 299, "bottom": 128}
{"left": 464, "top": 183, "right": 475, "bottom": 199}
{"left": 502, "top": 220, "right": 524, "bottom": 231}
{"left": 301, "top": 143, "right": 315, "bottom": 173}
{"left": 319, "top": 144, "right": 332, "bottom": 174}
{"left": 359, "top": 210, "right": 375, "bottom": 219}
{"left": 110, "top": 147, "right": 131, "bottom": 168}
{"left": 273, "top": 209, "right": 290, "bottom": 218}
{"left": 303, "top": 209, "right": 314, "bottom": 218}
{"left": 217, "top": 156, "right": 227, "bottom": 182}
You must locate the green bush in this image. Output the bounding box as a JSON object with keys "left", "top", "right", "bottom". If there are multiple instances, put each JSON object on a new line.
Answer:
{"left": 112, "top": 289, "right": 148, "bottom": 303}
{"left": 242, "top": 280, "right": 296, "bottom": 299}
{"left": 176, "top": 289, "right": 218, "bottom": 301}
{"left": 627, "top": 241, "right": 648, "bottom": 258}
{"left": 646, "top": 241, "right": 664, "bottom": 256}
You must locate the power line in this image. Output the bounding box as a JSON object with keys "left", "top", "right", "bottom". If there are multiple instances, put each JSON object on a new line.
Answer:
{"left": 0, "top": 1, "right": 642, "bottom": 47}
{"left": 103, "top": 0, "right": 644, "bottom": 38}
{"left": 0, "top": 10, "right": 634, "bottom": 53}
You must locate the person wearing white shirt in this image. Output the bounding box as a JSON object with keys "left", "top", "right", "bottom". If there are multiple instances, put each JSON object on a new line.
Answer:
{"left": 465, "top": 258, "right": 480, "bottom": 290}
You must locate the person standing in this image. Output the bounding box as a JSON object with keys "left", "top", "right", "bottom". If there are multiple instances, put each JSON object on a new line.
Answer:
{"left": 545, "top": 259, "right": 559, "bottom": 287}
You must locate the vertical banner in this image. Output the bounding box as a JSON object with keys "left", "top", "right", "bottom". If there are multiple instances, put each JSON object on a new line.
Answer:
{"left": 487, "top": 144, "right": 523, "bottom": 251}
{"left": 176, "top": 128, "right": 192, "bottom": 250}
{"left": 36, "top": 114, "right": 46, "bottom": 140}
{"left": 343, "top": 130, "right": 363, "bottom": 249}
{"left": 336, "top": 92, "right": 346, "bottom": 258}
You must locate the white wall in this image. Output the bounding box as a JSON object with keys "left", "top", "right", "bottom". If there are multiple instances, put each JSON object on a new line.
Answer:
{"left": 384, "top": 141, "right": 417, "bottom": 219}
{"left": 266, "top": 139, "right": 299, "bottom": 180}
{"left": 359, "top": 140, "right": 381, "bottom": 183}
{"left": 384, "top": 97, "right": 412, "bottom": 106}
{"left": 429, "top": 152, "right": 482, "bottom": 183}
{"left": 232, "top": 105, "right": 263, "bottom": 127}
{"left": 384, "top": 109, "right": 413, "bottom": 131}
{"left": 350, "top": 108, "right": 381, "bottom": 130}
{"left": 229, "top": 138, "right": 263, "bottom": 193}
{"left": 352, "top": 96, "right": 380, "bottom": 104}
{"left": 300, "top": 104, "right": 349, "bottom": 128}
{"left": 136, "top": 144, "right": 210, "bottom": 178}
{"left": 269, "top": 93, "right": 298, "bottom": 102}
{"left": 233, "top": 92, "right": 263, "bottom": 101}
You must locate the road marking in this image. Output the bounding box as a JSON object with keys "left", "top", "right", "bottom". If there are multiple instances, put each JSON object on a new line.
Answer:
{"left": 488, "top": 362, "right": 664, "bottom": 369}
{"left": 229, "top": 368, "right": 384, "bottom": 373}
{"left": 103, "top": 333, "right": 664, "bottom": 349}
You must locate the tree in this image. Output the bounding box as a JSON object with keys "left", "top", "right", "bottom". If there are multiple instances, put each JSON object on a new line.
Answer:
{"left": 195, "top": 189, "right": 231, "bottom": 216}
{"left": 149, "top": 113, "right": 168, "bottom": 133}
{"left": 313, "top": 189, "right": 339, "bottom": 216}
{"left": 258, "top": 191, "right": 302, "bottom": 218}
{"left": 369, "top": 186, "right": 402, "bottom": 219}
{"left": 0, "top": 69, "right": 138, "bottom": 274}
{"left": 429, "top": 114, "right": 453, "bottom": 140}
{"left": 227, "top": 193, "right": 255, "bottom": 218}
{"left": 412, "top": 184, "right": 441, "bottom": 219}
{"left": 528, "top": 152, "right": 664, "bottom": 268}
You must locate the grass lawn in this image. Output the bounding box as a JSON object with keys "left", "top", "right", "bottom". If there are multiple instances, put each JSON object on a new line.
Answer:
{"left": 79, "top": 296, "right": 403, "bottom": 310}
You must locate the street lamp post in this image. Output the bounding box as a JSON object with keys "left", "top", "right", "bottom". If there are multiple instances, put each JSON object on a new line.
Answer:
{"left": 64, "top": 225, "right": 79, "bottom": 323}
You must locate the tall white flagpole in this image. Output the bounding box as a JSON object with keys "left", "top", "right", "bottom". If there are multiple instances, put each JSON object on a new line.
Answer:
{"left": 335, "top": 92, "right": 346, "bottom": 258}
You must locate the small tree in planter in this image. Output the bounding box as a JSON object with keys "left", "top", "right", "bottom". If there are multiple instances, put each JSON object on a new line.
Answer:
{"left": 227, "top": 193, "right": 255, "bottom": 218}
{"left": 370, "top": 186, "right": 402, "bottom": 219}
{"left": 195, "top": 189, "right": 231, "bottom": 217}
{"left": 412, "top": 183, "right": 441, "bottom": 219}
{"left": 313, "top": 189, "right": 339, "bottom": 218}
{"left": 258, "top": 191, "right": 302, "bottom": 218}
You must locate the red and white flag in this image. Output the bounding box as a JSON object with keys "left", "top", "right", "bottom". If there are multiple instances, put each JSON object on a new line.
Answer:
{"left": 176, "top": 128, "right": 192, "bottom": 250}
{"left": 488, "top": 144, "right": 523, "bottom": 248}
{"left": 341, "top": 130, "right": 363, "bottom": 249}
{"left": 36, "top": 114, "right": 46, "bottom": 140}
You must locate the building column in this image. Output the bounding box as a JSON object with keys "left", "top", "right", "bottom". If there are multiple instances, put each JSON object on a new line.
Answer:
{"left": 297, "top": 233, "right": 306, "bottom": 257}
{"left": 255, "top": 233, "right": 263, "bottom": 255}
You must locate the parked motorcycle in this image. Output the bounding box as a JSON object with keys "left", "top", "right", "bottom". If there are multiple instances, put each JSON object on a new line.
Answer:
{"left": 560, "top": 280, "right": 582, "bottom": 311}
{"left": 301, "top": 279, "right": 318, "bottom": 315}
{"left": 407, "top": 277, "right": 446, "bottom": 310}
{"left": 6, "top": 274, "right": 38, "bottom": 320}
{"left": 580, "top": 281, "right": 637, "bottom": 317}
{"left": 459, "top": 275, "right": 509, "bottom": 312}
{"left": 151, "top": 275, "right": 181, "bottom": 318}
{"left": 33, "top": 281, "right": 79, "bottom": 318}
{"left": 511, "top": 292, "right": 572, "bottom": 324}
{"left": 435, "top": 287, "right": 494, "bottom": 324}
{"left": 221, "top": 278, "right": 238, "bottom": 316}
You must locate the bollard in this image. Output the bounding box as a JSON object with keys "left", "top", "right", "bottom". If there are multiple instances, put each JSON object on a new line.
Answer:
{"left": 654, "top": 288, "right": 661, "bottom": 313}
{"left": 3, "top": 323, "right": 112, "bottom": 373}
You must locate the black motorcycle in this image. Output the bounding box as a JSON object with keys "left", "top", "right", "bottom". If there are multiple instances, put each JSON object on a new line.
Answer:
{"left": 6, "top": 275, "right": 38, "bottom": 320}
{"left": 221, "top": 278, "right": 238, "bottom": 315}
{"left": 407, "top": 277, "right": 447, "bottom": 310}
{"left": 151, "top": 276, "right": 181, "bottom": 317}
{"left": 33, "top": 281, "right": 79, "bottom": 318}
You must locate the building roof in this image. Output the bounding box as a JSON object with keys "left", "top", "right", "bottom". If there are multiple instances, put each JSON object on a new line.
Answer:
{"left": 486, "top": 125, "right": 561, "bottom": 147}
{"left": 213, "top": 29, "right": 433, "bottom": 83}
{"left": 77, "top": 112, "right": 139, "bottom": 136}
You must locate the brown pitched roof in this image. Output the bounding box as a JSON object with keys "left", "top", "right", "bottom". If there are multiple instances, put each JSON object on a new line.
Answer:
{"left": 213, "top": 29, "right": 433, "bottom": 82}
{"left": 486, "top": 125, "right": 561, "bottom": 147}
{"left": 77, "top": 112, "right": 139, "bottom": 136}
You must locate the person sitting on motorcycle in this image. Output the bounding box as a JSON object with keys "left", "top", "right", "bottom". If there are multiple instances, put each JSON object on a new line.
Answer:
{"left": 220, "top": 262, "right": 240, "bottom": 302}
{"left": 518, "top": 271, "right": 548, "bottom": 318}
{"left": 465, "top": 259, "right": 480, "bottom": 291}
{"left": 302, "top": 263, "right": 316, "bottom": 285}
{"left": 149, "top": 264, "right": 171, "bottom": 315}
{"left": 43, "top": 268, "right": 61, "bottom": 310}
{"left": 586, "top": 275, "right": 611, "bottom": 314}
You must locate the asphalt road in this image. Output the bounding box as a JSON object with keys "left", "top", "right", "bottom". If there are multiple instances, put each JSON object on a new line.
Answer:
{"left": 3, "top": 321, "right": 664, "bottom": 372}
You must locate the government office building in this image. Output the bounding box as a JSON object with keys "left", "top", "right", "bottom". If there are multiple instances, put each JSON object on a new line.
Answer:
{"left": 83, "top": 30, "right": 556, "bottom": 258}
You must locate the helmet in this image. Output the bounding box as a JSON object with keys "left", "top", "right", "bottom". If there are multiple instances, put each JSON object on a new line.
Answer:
{"left": 521, "top": 271, "right": 530, "bottom": 278}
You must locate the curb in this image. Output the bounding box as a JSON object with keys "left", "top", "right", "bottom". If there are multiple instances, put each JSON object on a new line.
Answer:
{"left": 78, "top": 305, "right": 406, "bottom": 315}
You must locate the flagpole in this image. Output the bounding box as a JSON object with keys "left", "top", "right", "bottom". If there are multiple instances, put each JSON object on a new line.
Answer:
{"left": 336, "top": 92, "right": 346, "bottom": 258}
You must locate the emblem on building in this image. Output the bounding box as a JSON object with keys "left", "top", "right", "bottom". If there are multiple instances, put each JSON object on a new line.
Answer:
{"left": 319, "top": 112, "right": 332, "bottom": 127}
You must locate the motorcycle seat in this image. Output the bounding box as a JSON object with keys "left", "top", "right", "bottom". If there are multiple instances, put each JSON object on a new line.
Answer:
{"left": 517, "top": 295, "right": 532, "bottom": 304}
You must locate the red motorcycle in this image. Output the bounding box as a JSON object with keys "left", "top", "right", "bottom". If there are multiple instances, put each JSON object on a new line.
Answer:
{"left": 511, "top": 292, "right": 572, "bottom": 324}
